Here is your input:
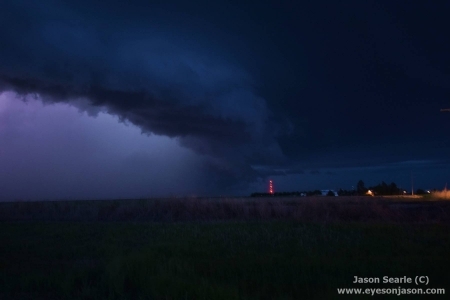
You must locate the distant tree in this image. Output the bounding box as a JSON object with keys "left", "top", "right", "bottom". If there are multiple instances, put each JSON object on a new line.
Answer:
{"left": 389, "top": 182, "right": 399, "bottom": 195}
{"left": 381, "top": 181, "right": 388, "bottom": 194}
{"left": 337, "top": 188, "right": 357, "bottom": 196}
{"left": 356, "top": 180, "right": 367, "bottom": 195}
{"left": 416, "top": 188, "right": 425, "bottom": 195}
{"left": 250, "top": 192, "right": 277, "bottom": 197}
{"left": 326, "top": 190, "right": 335, "bottom": 196}
{"left": 370, "top": 181, "right": 386, "bottom": 195}
{"left": 370, "top": 183, "right": 381, "bottom": 195}
{"left": 305, "top": 190, "right": 320, "bottom": 196}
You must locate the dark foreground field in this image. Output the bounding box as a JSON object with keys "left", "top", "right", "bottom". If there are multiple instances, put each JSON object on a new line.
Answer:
{"left": 1, "top": 197, "right": 449, "bottom": 299}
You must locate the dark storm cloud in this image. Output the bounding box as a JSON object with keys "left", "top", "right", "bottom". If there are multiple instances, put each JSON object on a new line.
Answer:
{"left": 0, "top": 0, "right": 287, "bottom": 190}
{"left": 1, "top": 0, "right": 449, "bottom": 194}
{"left": 265, "top": 1, "right": 450, "bottom": 164}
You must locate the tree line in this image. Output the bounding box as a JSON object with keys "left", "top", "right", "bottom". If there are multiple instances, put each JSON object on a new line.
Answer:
{"left": 355, "top": 180, "right": 432, "bottom": 195}
{"left": 250, "top": 191, "right": 322, "bottom": 197}
{"left": 251, "top": 179, "right": 432, "bottom": 197}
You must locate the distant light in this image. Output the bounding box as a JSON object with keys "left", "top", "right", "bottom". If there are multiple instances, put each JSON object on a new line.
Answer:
{"left": 269, "top": 180, "right": 274, "bottom": 194}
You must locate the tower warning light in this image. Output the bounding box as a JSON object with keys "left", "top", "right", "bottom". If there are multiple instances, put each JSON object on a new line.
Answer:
{"left": 269, "top": 180, "right": 274, "bottom": 194}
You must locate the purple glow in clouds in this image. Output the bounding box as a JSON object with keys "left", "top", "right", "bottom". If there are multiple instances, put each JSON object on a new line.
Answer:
{"left": 0, "top": 92, "right": 205, "bottom": 201}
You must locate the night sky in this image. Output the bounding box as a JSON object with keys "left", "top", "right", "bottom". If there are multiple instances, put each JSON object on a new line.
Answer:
{"left": 1, "top": 0, "right": 449, "bottom": 200}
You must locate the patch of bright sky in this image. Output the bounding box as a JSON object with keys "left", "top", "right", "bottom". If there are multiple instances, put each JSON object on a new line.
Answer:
{"left": 0, "top": 92, "right": 205, "bottom": 201}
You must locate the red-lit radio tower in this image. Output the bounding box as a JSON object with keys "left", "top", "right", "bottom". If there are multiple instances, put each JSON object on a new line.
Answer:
{"left": 269, "top": 180, "right": 274, "bottom": 194}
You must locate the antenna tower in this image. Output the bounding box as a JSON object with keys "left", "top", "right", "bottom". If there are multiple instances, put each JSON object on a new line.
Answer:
{"left": 269, "top": 180, "right": 274, "bottom": 194}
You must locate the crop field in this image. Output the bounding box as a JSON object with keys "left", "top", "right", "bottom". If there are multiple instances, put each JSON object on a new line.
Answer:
{"left": 1, "top": 196, "right": 449, "bottom": 299}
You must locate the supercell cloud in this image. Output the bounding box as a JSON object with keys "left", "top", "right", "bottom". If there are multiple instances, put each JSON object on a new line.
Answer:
{"left": 0, "top": 0, "right": 285, "bottom": 197}
{"left": 1, "top": 0, "right": 450, "bottom": 199}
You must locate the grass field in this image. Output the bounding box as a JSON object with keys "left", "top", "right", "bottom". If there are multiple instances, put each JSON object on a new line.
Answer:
{"left": 1, "top": 197, "right": 449, "bottom": 299}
